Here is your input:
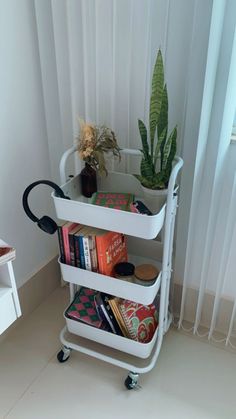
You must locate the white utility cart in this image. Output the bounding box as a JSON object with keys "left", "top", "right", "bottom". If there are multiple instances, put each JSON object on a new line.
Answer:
{"left": 52, "top": 146, "right": 183, "bottom": 390}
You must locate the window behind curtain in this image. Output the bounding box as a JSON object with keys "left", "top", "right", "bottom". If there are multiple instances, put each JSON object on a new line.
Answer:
{"left": 232, "top": 110, "right": 236, "bottom": 136}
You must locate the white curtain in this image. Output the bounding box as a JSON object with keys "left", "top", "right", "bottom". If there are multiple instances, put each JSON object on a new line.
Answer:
{"left": 33, "top": 0, "right": 236, "bottom": 344}
{"left": 175, "top": 0, "right": 236, "bottom": 346}
{"left": 34, "top": 0, "right": 203, "bottom": 182}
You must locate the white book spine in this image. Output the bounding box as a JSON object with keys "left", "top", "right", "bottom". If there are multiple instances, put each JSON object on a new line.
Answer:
{"left": 82, "top": 237, "right": 92, "bottom": 271}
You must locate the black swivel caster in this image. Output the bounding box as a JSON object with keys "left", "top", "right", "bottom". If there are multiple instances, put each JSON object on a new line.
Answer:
{"left": 57, "top": 346, "right": 71, "bottom": 363}
{"left": 124, "top": 372, "right": 140, "bottom": 390}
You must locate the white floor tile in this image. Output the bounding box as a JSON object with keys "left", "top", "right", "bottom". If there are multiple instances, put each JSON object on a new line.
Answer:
{"left": 1, "top": 287, "right": 236, "bottom": 419}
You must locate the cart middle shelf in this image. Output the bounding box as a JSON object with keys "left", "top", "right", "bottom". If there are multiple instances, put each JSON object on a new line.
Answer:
{"left": 59, "top": 252, "right": 162, "bottom": 306}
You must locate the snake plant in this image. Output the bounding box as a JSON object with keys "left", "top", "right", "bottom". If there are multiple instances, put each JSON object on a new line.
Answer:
{"left": 134, "top": 49, "right": 177, "bottom": 190}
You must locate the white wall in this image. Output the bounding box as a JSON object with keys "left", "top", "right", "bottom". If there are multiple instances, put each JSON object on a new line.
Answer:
{"left": 0, "top": 0, "right": 58, "bottom": 288}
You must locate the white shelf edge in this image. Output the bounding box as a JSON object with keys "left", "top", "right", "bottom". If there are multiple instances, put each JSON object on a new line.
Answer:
{"left": 64, "top": 316, "right": 159, "bottom": 359}
{"left": 52, "top": 171, "right": 166, "bottom": 240}
{"left": 59, "top": 257, "right": 162, "bottom": 305}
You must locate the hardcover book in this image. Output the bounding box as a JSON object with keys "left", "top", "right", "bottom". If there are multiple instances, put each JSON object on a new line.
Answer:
{"left": 68, "top": 225, "right": 82, "bottom": 266}
{"left": 94, "top": 293, "right": 123, "bottom": 335}
{"left": 86, "top": 227, "right": 98, "bottom": 272}
{"left": 82, "top": 229, "right": 92, "bottom": 271}
{"left": 91, "top": 192, "right": 134, "bottom": 211}
{"left": 94, "top": 293, "right": 114, "bottom": 333}
{"left": 95, "top": 230, "right": 128, "bottom": 276}
{"left": 118, "top": 300, "right": 158, "bottom": 343}
{"left": 62, "top": 221, "right": 79, "bottom": 265}
{"left": 65, "top": 287, "right": 103, "bottom": 329}
{"left": 74, "top": 226, "right": 90, "bottom": 269}
{"left": 57, "top": 221, "right": 66, "bottom": 263}
{"left": 84, "top": 240, "right": 91, "bottom": 270}
{"left": 74, "top": 226, "right": 83, "bottom": 268}
{"left": 108, "top": 298, "right": 130, "bottom": 338}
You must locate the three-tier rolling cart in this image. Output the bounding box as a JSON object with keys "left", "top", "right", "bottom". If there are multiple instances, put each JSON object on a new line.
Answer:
{"left": 52, "top": 146, "right": 183, "bottom": 389}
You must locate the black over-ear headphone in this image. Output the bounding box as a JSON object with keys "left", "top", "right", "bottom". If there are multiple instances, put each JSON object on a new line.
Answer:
{"left": 22, "top": 180, "right": 70, "bottom": 234}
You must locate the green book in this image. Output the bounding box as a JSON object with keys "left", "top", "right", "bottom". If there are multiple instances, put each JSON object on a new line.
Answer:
{"left": 90, "top": 192, "right": 134, "bottom": 211}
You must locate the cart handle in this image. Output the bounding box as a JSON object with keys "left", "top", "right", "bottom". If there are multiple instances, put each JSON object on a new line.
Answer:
{"left": 59, "top": 145, "right": 77, "bottom": 184}
{"left": 59, "top": 145, "right": 183, "bottom": 190}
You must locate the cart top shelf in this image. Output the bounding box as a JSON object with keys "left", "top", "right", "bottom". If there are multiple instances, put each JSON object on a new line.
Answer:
{"left": 52, "top": 148, "right": 183, "bottom": 240}
{"left": 52, "top": 171, "right": 166, "bottom": 239}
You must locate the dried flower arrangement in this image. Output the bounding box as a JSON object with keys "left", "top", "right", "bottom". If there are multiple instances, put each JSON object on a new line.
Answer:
{"left": 76, "top": 119, "right": 121, "bottom": 176}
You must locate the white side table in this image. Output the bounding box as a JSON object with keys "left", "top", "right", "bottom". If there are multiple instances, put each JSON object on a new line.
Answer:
{"left": 0, "top": 246, "right": 21, "bottom": 335}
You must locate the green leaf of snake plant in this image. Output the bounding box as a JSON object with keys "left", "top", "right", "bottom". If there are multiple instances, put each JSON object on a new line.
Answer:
{"left": 133, "top": 174, "right": 156, "bottom": 189}
{"left": 154, "top": 127, "right": 167, "bottom": 169}
{"left": 138, "top": 119, "right": 149, "bottom": 159}
{"left": 163, "top": 126, "right": 177, "bottom": 183}
{"left": 140, "top": 157, "right": 154, "bottom": 179}
{"left": 158, "top": 84, "right": 168, "bottom": 169}
{"left": 149, "top": 49, "right": 164, "bottom": 159}
{"left": 162, "top": 126, "right": 176, "bottom": 170}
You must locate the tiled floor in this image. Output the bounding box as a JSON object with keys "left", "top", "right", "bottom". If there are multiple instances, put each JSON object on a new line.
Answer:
{"left": 0, "top": 287, "right": 236, "bottom": 419}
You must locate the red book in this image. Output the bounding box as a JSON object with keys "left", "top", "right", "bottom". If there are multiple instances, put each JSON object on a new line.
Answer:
{"left": 62, "top": 222, "right": 79, "bottom": 265}
{"left": 96, "top": 230, "right": 127, "bottom": 276}
{"left": 91, "top": 192, "right": 134, "bottom": 211}
{"left": 118, "top": 300, "right": 158, "bottom": 343}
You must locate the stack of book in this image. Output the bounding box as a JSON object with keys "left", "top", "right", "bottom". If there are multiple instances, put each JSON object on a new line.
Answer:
{"left": 57, "top": 192, "right": 137, "bottom": 274}
{"left": 65, "top": 287, "right": 158, "bottom": 343}
{"left": 57, "top": 222, "right": 128, "bottom": 276}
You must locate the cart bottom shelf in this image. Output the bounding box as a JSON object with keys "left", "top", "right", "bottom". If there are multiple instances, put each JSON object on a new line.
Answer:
{"left": 59, "top": 325, "right": 163, "bottom": 374}
{"left": 64, "top": 313, "right": 158, "bottom": 359}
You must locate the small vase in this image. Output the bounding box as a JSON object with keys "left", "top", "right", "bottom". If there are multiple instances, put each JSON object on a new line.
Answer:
{"left": 80, "top": 163, "right": 97, "bottom": 198}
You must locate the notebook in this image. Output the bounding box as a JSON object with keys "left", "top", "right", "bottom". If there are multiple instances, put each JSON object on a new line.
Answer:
{"left": 91, "top": 192, "right": 134, "bottom": 211}
{"left": 118, "top": 300, "right": 158, "bottom": 343}
{"left": 65, "top": 287, "right": 103, "bottom": 329}
{"left": 108, "top": 298, "right": 130, "bottom": 338}
{"left": 94, "top": 293, "right": 123, "bottom": 336}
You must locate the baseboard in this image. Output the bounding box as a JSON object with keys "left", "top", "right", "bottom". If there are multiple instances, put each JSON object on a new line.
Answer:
{"left": 0, "top": 255, "right": 61, "bottom": 342}
{"left": 18, "top": 255, "right": 61, "bottom": 317}
{"left": 172, "top": 282, "right": 234, "bottom": 335}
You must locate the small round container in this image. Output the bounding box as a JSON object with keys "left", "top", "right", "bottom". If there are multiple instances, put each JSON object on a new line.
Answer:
{"left": 134, "top": 264, "right": 159, "bottom": 286}
{"left": 114, "top": 262, "right": 135, "bottom": 283}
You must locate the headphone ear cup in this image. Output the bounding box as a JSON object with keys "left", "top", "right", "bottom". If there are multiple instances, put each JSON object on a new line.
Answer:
{"left": 37, "top": 216, "right": 58, "bottom": 235}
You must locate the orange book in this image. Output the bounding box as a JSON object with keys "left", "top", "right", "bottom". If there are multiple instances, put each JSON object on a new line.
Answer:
{"left": 96, "top": 230, "right": 127, "bottom": 276}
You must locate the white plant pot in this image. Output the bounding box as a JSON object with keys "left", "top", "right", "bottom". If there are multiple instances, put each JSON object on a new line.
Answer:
{"left": 141, "top": 186, "right": 168, "bottom": 197}
{"left": 141, "top": 186, "right": 168, "bottom": 213}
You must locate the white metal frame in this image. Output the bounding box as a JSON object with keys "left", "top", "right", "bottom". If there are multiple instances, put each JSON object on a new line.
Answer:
{"left": 57, "top": 146, "right": 183, "bottom": 376}
{"left": 0, "top": 258, "right": 21, "bottom": 335}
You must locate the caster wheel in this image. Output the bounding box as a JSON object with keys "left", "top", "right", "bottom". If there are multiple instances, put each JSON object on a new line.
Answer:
{"left": 57, "top": 347, "right": 71, "bottom": 363}
{"left": 124, "top": 372, "right": 140, "bottom": 390}
{"left": 125, "top": 376, "right": 135, "bottom": 390}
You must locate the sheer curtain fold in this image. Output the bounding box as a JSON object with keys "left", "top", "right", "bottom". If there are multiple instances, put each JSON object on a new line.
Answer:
{"left": 177, "top": 0, "right": 236, "bottom": 346}
{"left": 35, "top": 0, "right": 196, "bottom": 177}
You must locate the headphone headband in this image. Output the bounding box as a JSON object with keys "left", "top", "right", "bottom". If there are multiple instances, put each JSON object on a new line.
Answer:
{"left": 22, "top": 180, "right": 70, "bottom": 234}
